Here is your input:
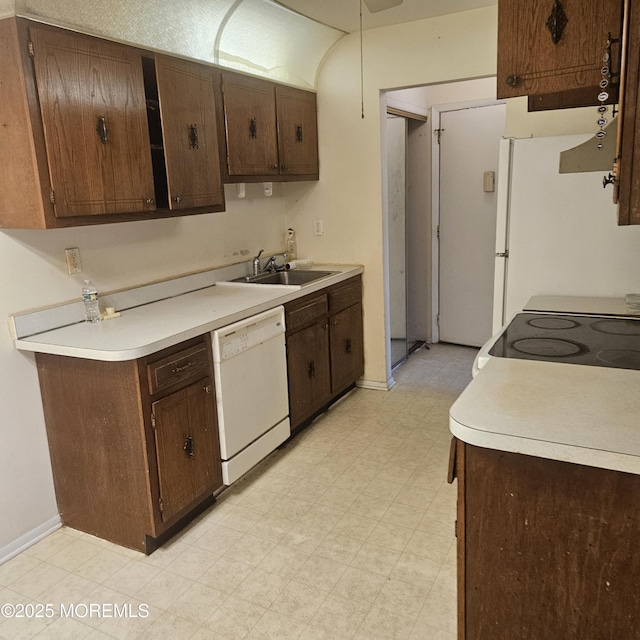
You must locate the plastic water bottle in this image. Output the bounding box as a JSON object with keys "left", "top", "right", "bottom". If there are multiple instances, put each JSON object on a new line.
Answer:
{"left": 82, "top": 279, "right": 101, "bottom": 323}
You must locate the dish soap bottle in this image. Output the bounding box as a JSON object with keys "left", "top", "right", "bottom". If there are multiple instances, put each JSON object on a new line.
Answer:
{"left": 286, "top": 228, "right": 297, "bottom": 261}
{"left": 82, "top": 279, "right": 101, "bottom": 323}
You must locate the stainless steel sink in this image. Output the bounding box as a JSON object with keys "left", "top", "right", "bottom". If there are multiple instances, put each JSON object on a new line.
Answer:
{"left": 231, "top": 270, "right": 339, "bottom": 286}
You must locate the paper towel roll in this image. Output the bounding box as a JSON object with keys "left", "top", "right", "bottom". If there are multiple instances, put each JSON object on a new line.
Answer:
{"left": 285, "top": 259, "right": 313, "bottom": 270}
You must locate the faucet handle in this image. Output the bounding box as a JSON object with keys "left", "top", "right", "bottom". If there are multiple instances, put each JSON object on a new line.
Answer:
{"left": 255, "top": 249, "right": 264, "bottom": 259}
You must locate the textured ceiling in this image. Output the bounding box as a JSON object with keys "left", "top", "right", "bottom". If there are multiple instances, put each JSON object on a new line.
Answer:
{"left": 275, "top": 0, "right": 497, "bottom": 33}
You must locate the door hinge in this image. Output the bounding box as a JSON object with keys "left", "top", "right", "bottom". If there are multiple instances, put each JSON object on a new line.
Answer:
{"left": 151, "top": 412, "right": 156, "bottom": 429}
{"left": 49, "top": 190, "right": 55, "bottom": 205}
{"left": 495, "top": 249, "right": 509, "bottom": 258}
{"left": 434, "top": 128, "right": 444, "bottom": 144}
{"left": 158, "top": 497, "right": 164, "bottom": 513}
{"left": 28, "top": 41, "right": 34, "bottom": 58}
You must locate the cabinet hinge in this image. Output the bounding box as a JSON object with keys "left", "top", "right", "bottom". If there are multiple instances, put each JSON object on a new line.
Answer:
{"left": 437, "top": 314, "right": 440, "bottom": 328}
{"left": 434, "top": 128, "right": 444, "bottom": 144}
{"left": 158, "top": 497, "right": 164, "bottom": 513}
{"left": 437, "top": 225, "right": 440, "bottom": 240}
{"left": 151, "top": 412, "right": 156, "bottom": 429}
{"left": 49, "top": 190, "right": 55, "bottom": 205}
{"left": 28, "top": 40, "right": 34, "bottom": 58}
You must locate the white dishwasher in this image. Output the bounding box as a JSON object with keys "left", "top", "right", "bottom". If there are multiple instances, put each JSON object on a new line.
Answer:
{"left": 211, "top": 306, "right": 290, "bottom": 485}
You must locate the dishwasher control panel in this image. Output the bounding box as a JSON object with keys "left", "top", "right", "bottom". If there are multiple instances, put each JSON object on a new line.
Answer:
{"left": 211, "top": 306, "right": 285, "bottom": 362}
{"left": 220, "top": 333, "right": 250, "bottom": 359}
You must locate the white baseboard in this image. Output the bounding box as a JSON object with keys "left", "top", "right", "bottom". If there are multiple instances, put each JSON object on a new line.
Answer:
{"left": 0, "top": 516, "right": 62, "bottom": 566}
{"left": 357, "top": 377, "right": 395, "bottom": 391}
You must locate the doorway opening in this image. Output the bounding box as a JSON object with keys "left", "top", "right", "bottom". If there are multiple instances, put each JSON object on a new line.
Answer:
{"left": 383, "top": 78, "right": 504, "bottom": 377}
{"left": 386, "top": 111, "right": 429, "bottom": 368}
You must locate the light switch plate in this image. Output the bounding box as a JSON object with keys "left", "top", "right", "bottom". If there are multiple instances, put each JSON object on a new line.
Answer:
{"left": 313, "top": 219, "right": 324, "bottom": 236}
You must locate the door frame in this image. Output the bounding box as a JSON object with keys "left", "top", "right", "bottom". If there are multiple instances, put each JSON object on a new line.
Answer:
{"left": 430, "top": 98, "right": 506, "bottom": 343}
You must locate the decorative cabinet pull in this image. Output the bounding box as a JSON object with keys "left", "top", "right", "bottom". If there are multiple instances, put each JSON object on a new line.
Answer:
{"left": 345, "top": 337, "right": 352, "bottom": 355}
{"left": 249, "top": 118, "right": 257, "bottom": 139}
{"left": 272, "top": 164, "right": 279, "bottom": 170}
{"left": 505, "top": 75, "right": 520, "bottom": 88}
{"left": 295, "top": 124, "right": 303, "bottom": 143}
{"left": 546, "top": 0, "right": 568, "bottom": 45}
{"left": 145, "top": 198, "right": 154, "bottom": 204}
{"left": 96, "top": 115, "right": 108, "bottom": 144}
{"left": 307, "top": 360, "right": 315, "bottom": 379}
{"left": 204, "top": 384, "right": 212, "bottom": 394}
{"left": 174, "top": 196, "right": 182, "bottom": 203}
{"left": 188, "top": 124, "right": 199, "bottom": 149}
{"left": 184, "top": 435, "right": 195, "bottom": 459}
{"left": 603, "top": 173, "right": 615, "bottom": 188}
{"left": 172, "top": 361, "right": 196, "bottom": 374}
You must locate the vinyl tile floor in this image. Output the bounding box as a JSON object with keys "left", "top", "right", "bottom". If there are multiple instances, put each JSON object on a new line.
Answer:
{"left": 0, "top": 343, "right": 477, "bottom": 640}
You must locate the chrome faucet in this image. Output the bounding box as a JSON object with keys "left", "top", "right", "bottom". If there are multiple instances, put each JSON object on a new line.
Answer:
{"left": 261, "top": 252, "right": 288, "bottom": 273}
{"left": 252, "top": 250, "right": 288, "bottom": 276}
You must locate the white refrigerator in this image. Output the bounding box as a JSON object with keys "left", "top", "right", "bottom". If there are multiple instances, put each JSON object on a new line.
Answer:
{"left": 493, "top": 134, "right": 640, "bottom": 330}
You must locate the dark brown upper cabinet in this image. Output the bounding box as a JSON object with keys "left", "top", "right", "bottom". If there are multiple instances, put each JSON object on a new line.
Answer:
{"left": 497, "top": 0, "right": 624, "bottom": 109}
{"left": 221, "top": 72, "right": 319, "bottom": 182}
{"left": 154, "top": 55, "right": 224, "bottom": 211}
{"left": 30, "top": 26, "right": 157, "bottom": 219}
{"left": 0, "top": 18, "right": 225, "bottom": 229}
{"left": 276, "top": 85, "right": 319, "bottom": 178}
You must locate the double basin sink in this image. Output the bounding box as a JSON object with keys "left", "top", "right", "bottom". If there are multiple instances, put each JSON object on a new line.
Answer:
{"left": 230, "top": 270, "right": 338, "bottom": 286}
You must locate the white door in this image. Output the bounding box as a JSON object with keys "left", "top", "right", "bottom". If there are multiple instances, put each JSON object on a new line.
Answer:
{"left": 438, "top": 103, "right": 506, "bottom": 347}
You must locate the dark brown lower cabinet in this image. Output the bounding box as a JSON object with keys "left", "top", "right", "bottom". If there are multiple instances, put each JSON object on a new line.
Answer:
{"left": 330, "top": 302, "right": 364, "bottom": 395}
{"left": 36, "top": 335, "right": 223, "bottom": 553}
{"left": 451, "top": 440, "right": 640, "bottom": 639}
{"left": 286, "top": 321, "right": 331, "bottom": 428}
{"left": 285, "top": 275, "right": 364, "bottom": 430}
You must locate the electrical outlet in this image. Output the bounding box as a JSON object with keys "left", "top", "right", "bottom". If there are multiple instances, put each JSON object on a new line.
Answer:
{"left": 64, "top": 248, "right": 82, "bottom": 274}
{"left": 313, "top": 219, "right": 324, "bottom": 236}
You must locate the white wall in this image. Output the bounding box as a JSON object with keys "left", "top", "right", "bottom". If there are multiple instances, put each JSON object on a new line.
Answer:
{"left": 285, "top": 6, "right": 499, "bottom": 387}
{"left": 0, "top": 184, "right": 288, "bottom": 555}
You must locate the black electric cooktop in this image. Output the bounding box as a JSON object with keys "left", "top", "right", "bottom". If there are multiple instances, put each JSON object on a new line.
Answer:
{"left": 489, "top": 313, "right": 640, "bottom": 371}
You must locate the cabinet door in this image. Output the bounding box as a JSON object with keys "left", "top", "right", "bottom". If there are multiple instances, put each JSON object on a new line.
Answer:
{"left": 497, "top": 0, "right": 623, "bottom": 100}
{"left": 155, "top": 56, "right": 224, "bottom": 211}
{"left": 276, "top": 85, "right": 319, "bottom": 178}
{"left": 287, "top": 322, "right": 331, "bottom": 428}
{"left": 30, "top": 27, "right": 156, "bottom": 217}
{"left": 329, "top": 303, "right": 364, "bottom": 395}
{"left": 152, "top": 378, "right": 221, "bottom": 523}
{"left": 222, "top": 73, "right": 279, "bottom": 176}
{"left": 616, "top": 0, "right": 640, "bottom": 225}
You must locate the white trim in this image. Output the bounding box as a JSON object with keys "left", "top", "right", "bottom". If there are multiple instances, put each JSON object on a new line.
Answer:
{"left": 430, "top": 107, "right": 442, "bottom": 344}
{"left": 357, "top": 377, "right": 395, "bottom": 391}
{"left": 0, "top": 516, "right": 62, "bottom": 566}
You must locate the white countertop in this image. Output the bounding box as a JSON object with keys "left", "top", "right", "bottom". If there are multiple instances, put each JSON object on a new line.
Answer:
{"left": 451, "top": 295, "right": 640, "bottom": 475}
{"left": 14, "top": 266, "right": 362, "bottom": 361}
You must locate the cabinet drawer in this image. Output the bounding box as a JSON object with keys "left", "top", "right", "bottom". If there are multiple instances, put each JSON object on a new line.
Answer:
{"left": 286, "top": 293, "right": 328, "bottom": 333}
{"left": 147, "top": 342, "right": 210, "bottom": 395}
{"left": 329, "top": 277, "right": 362, "bottom": 314}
